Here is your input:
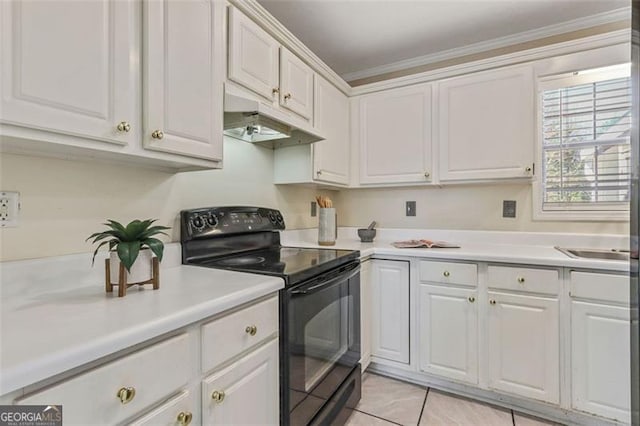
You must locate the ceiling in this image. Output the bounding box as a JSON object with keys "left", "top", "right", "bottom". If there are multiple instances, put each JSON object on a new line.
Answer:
{"left": 256, "top": 0, "right": 630, "bottom": 81}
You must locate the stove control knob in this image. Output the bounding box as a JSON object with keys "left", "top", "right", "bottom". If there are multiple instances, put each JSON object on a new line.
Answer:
{"left": 191, "top": 216, "right": 204, "bottom": 230}
{"left": 276, "top": 213, "right": 284, "bottom": 224}
{"left": 206, "top": 214, "right": 218, "bottom": 227}
{"left": 268, "top": 212, "right": 277, "bottom": 223}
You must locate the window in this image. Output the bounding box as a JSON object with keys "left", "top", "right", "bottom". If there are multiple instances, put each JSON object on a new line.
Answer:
{"left": 536, "top": 64, "right": 631, "bottom": 220}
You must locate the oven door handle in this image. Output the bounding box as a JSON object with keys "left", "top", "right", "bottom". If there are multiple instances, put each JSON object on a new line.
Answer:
{"left": 290, "top": 264, "right": 359, "bottom": 296}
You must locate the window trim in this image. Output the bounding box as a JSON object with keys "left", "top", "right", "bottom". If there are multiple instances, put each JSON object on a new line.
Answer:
{"left": 533, "top": 64, "right": 631, "bottom": 222}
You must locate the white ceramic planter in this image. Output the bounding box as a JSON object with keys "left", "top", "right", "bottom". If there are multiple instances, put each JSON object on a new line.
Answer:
{"left": 109, "top": 249, "right": 153, "bottom": 284}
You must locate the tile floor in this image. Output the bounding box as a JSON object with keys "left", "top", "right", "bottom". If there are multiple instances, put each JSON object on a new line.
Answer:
{"left": 345, "top": 373, "right": 563, "bottom": 426}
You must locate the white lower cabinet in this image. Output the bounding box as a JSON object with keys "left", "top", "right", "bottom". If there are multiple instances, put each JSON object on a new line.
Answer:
{"left": 419, "top": 284, "right": 478, "bottom": 384}
{"left": 12, "top": 295, "right": 279, "bottom": 425}
{"left": 202, "top": 338, "right": 279, "bottom": 425}
{"left": 16, "top": 334, "right": 191, "bottom": 425}
{"left": 570, "top": 271, "right": 630, "bottom": 423}
{"left": 371, "top": 259, "right": 410, "bottom": 364}
{"left": 486, "top": 291, "right": 559, "bottom": 404}
{"left": 360, "top": 259, "right": 373, "bottom": 371}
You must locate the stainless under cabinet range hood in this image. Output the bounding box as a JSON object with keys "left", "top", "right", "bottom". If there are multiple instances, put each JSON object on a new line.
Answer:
{"left": 223, "top": 86, "right": 324, "bottom": 148}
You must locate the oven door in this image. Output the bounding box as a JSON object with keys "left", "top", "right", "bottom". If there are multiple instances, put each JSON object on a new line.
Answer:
{"left": 284, "top": 260, "right": 361, "bottom": 426}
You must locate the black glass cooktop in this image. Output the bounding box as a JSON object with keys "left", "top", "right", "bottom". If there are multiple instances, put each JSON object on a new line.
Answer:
{"left": 188, "top": 246, "right": 359, "bottom": 285}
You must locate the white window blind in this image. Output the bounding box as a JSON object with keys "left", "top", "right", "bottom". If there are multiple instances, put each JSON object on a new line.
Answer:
{"left": 541, "top": 72, "right": 631, "bottom": 211}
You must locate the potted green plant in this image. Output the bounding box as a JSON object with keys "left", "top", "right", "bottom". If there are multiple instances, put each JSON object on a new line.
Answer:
{"left": 87, "top": 219, "right": 170, "bottom": 284}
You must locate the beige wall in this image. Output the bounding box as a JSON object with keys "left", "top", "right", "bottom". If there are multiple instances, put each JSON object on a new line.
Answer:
{"left": 0, "top": 138, "right": 334, "bottom": 261}
{"left": 335, "top": 184, "right": 628, "bottom": 234}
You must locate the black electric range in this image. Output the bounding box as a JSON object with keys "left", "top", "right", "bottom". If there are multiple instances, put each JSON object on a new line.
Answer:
{"left": 181, "top": 206, "right": 362, "bottom": 426}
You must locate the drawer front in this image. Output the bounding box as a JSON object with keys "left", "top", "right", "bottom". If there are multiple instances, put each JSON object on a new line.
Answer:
{"left": 488, "top": 266, "right": 559, "bottom": 295}
{"left": 202, "top": 296, "right": 278, "bottom": 373}
{"left": 17, "top": 334, "right": 189, "bottom": 425}
{"left": 419, "top": 260, "right": 477, "bottom": 287}
{"left": 570, "top": 271, "right": 629, "bottom": 304}
{"left": 130, "top": 390, "right": 195, "bottom": 426}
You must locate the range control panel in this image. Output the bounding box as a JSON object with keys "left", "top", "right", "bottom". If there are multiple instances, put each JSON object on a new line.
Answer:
{"left": 180, "top": 206, "right": 285, "bottom": 240}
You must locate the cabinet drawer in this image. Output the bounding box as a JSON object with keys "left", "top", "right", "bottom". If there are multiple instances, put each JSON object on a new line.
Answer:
{"left": 201, "top": 296, "right": 278, "bottom": 373}
{"left": 16, "top": 334, "right": 189, "bottom": 425}
{"left": 419, "top": 260, "right": 477, "bottom": 287}
{"left": 570, "top": 271, "right": 629, "bottom": 304}
{"left": 488, "top": 265, "right": 559, "bottom": 295}
{"left": 129, "top": 390, "right": 195, "bottom": 426}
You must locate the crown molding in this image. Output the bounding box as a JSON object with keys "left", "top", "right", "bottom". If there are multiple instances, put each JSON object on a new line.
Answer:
{"left": 342, "top": 7, "right": 631, "bottom": 83}
{"left": 350, "top": 29, "right": 630, "bottom": 96}
{"left": 228, "top": 0, "right": 352, "bottom": 95}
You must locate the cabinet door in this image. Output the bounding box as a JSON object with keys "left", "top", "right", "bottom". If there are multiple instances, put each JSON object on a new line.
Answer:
{"left": 487, "top": 292, "right": 559, "bottom": 403}
{"left": 360, "top": 260, "right": 372, "bottom": 370}
{"left": 202, "top": 339, "right": 279, "bottom": 425}
{"left": 571, "top": 301, "right": 630, "bottom": 422}
{"left": 419, "top": 285, "right": 478, "bottom": 384}
{"left": 371, "top": 259, "right": 410, "bottom": 364}
{"left": 313, "top": 76, "right": 350, "bottom": 185}
{"left": 0, "top": 0, "right": 136, "bottom": 145}
{"left": 438, "top": 66, "right": 534, "bottom": 181}
{"left": 228, "top": 6, "right": 279, "bottom": 102}
{"left": 280, "top": 48, "right": 314, "bottom": 120}
{"left": 358, "top": 85, "right": 432, "bottom": 184}
{"left": 144, "top": 0, "right": 223, "bottom": 161}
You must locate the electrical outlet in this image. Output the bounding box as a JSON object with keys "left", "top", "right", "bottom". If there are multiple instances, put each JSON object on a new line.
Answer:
{"left": 0, "top": 191, "right": 20, "bottom": 227}
{"left": 503, "top": 200, "right": 516, "bottom": 218}
{"left": 406, "top": 201, "right": 416, "bottom": 217}
{"left": 310, "top": 201, "right": 317, "bottom": 217}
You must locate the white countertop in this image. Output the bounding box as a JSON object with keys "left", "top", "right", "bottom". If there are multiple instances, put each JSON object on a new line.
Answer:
{"left": 0, "top": 246, "right": 283, "bottom": 395}
{"left": 1, "top": 228, "right": 629, "bottom": 395}
{"left": 282, "top": 228, "right": 630, "bottom": 272}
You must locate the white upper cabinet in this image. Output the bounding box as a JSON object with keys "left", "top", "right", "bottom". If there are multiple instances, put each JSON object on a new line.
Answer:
{"left": 228, "top": 7, "right": 315, "bottom": 122}
{"left": 273, "top": 73, "right": 348, "bottom": 187}
{"left": 0, "top": 0, "right": 137, "bottom": 145}
{"left": 438, "top": 65, "right": 535, "bottom": 181}
{"left": 312, "top": 76, "right": 349, "bottom": 185}
{"left": 357, "top": 84, "right": 432, "bottom": 185}
{"left": 144, "top": 0, "right": 223, "bottom": 161}
{"left": 228, "top": 6, "right": 279, "bottom": 102}
{"left": 280, "top": 48, "right": 314, "bottom": 120}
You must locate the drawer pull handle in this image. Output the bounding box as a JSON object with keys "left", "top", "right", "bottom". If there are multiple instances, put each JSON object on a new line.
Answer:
{"left": 211, "top": 390, "right": 226, "bottom": 403}
{"left": 116, "top": 386, "right": 136, "bottom": 404}
{"left": 489, "top": 299, "right": 496, "bottom": 305}
{"left": 177, "top": 411, "right": 193, "bottom": 425}
{"left": 245, "top": 325, "right": 258, "bottom": 336}
{"left": 443, "top": 271, "right": 450, "bottom": 277}
{"left": 151, "top": 130, "right": 164, "bottom": 140}
{"left": 468, "top": 296, "right": 475, "bottom": 303}
{"left": 116, "top": 121, "right": 131, "bottom": 132}
{"left": 517, "top": 277, "right": 525, "bottom": 283}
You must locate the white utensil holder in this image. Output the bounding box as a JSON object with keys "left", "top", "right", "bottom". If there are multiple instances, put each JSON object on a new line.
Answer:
{"left": 318, "top": 208, "right": 336, "bottom": 246}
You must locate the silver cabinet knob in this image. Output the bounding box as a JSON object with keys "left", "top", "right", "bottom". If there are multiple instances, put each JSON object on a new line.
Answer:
{"left": 151, "top": 130, "right": 164, "bottom": 140}
{"left": 517, "top": 276, "right": 525, "bottom": 283}
{"left": 283, "top": 93, "right": 292, "bottom": 101}
{"left": 468, "top": 296, "right": 475, "bottom": 303}
{"left": 424, "top": 171, "right": 430, "bottom": 178}
{"left": 489, "top": 299, "right": 496, "bottom": 305}
{"left": 525, "top": 166, "right": 532, "bottom": 173}
{"left": 272, "top": 87, "right": 279, "bottom": 96}
{"left": 443, "top": 271, "right": 450, "bottom": 277}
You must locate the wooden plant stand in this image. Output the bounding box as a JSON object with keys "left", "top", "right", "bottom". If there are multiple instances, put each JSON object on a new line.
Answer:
{"left": 105, "top": 257, "right": 159, "bottom": 297}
